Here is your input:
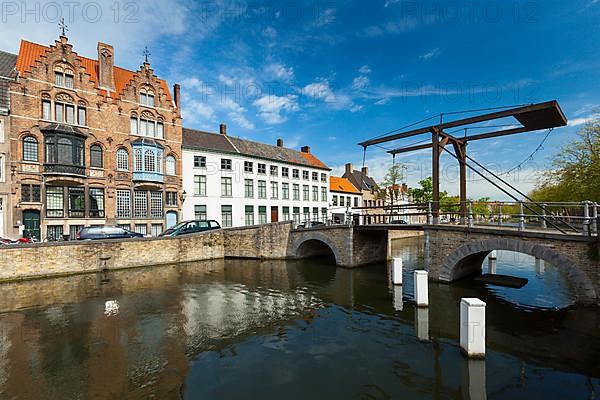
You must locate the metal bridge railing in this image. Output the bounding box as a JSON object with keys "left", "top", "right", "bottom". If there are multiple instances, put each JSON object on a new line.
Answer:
{"left": 352, "top": 201, "right": 599, "bottom": 237}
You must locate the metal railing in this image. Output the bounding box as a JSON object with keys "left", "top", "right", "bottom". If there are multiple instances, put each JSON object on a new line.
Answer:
{"left": 352, "top": 201, "right": 599, "bottom": 237}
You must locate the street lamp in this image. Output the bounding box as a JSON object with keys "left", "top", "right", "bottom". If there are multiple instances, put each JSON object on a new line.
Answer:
{"left": 180, "top": 190, "right": 187, "bottom": 203}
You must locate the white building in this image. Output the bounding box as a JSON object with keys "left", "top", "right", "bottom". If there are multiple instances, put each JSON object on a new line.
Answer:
{"left": 329, "top": 176, "right": 362, "bottom": 224}
{"left": 182, "top": 125, "right": 331, "bottom": 227}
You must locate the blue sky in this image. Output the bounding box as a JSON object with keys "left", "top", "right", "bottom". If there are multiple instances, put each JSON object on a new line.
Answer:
{"left": 1, "top": 0, "right": 599, "bottom": 199}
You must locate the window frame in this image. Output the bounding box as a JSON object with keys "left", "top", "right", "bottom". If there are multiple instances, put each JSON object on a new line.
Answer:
{"left": 90, "top": 145, "right": 103, "bottom": 168}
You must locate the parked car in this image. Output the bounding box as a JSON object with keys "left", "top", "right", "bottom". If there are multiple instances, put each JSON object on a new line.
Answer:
{"left": 76, "top": 226, "right": 144, "bottom": 240}
{"left": 296, "top": 221, "right": 326, "bottom": 229}
{"left": 390, "top": 219, "right": 408, "bottom": 225}
{"left": 158, "top": 220, "right": 221, "bottom": 237}
{"left": 0, "top": 237, "right": 12, "bottom": 245}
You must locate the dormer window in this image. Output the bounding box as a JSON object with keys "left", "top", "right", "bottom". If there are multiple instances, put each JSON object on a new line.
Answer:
{"left": 140, "top": 90, "right": 155, "bottom": 107}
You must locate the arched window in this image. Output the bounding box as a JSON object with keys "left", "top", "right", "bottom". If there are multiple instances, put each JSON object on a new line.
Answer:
{"left": 116, "top": 149, "right": 129, "bottom": 171}
{"left": 135, "top": 149, "right": 142, "bottom": 171}
{"left": 23, "top": 136, "right": 38, "bottom": 162}
{"left": 144, "top": 150, "right": 155, "bottom": 172}
{"left": 90, "top": 145, "right": 103, "bottom": 168}
{"left": 165, "top": 155, "right": 176, "bottom": 176}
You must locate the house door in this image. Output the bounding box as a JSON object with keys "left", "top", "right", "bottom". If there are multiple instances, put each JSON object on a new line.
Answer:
{"left": 23, "top": 210, "right": 41, "bottom": 241}
{"left": 270, "top": 206, "right": 279, "bottom": 223}
{"left": 166, "top": 211, "right": 178, "bottom": 229}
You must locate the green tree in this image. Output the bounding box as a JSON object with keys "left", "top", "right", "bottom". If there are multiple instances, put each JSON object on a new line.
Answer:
{"left": 410, "top": 177, "right": 433, "bottom": 204}
{"left": 376, "top": 164, "right": 406, "bottom": 202}
{"left": 530, "top": 119, "right": 600, "bottom": 202}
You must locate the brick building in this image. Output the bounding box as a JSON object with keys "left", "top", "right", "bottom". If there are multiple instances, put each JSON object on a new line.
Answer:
{"left": 6, "top": 35, "right": 182, "bottom": 240}
{"left": 0, "top": 50, "right": 17, "bottom": 239}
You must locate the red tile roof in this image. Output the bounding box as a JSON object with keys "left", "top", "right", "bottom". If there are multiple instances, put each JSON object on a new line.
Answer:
{"left": 330, "top": 176, "right": 361, "bottom": 194}
{"left": 299, "top": 152, "right": 329, "bottom": 169}
{"left": 16, "top": 40, "right": 172, "bottom": 102}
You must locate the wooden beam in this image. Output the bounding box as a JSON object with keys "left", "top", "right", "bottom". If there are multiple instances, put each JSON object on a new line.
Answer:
{"left": 432, "top": 130, "right": 440, "bottom": 224}
{"left": 453, "top": 141, "right": 468, "bottom": 225}
{"left": 388, "top": 143, "right": 433, "bottom": 155}
{"left": 463, "top": 126, "right": 530, "bottom": 142}
{"left": 359, "top": 100, "right": 564, "bottom": 148}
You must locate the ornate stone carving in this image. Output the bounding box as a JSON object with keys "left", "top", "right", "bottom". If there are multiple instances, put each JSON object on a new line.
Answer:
{"left": 55, "top": 93, "right": 74, "bottom": 103}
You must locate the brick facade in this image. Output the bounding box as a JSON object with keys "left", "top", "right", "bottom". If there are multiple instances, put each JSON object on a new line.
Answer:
{"left": 7, "top": 36, "right": 182, "bottom": 240}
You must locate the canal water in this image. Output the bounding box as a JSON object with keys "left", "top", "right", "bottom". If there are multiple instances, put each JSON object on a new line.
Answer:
{"left": 0, "top": 237, "right": 598, "bottom": 399}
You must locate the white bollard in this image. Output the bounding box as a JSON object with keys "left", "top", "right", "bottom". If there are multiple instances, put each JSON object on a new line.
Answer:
{"left": 460, "top": 298, "right": 486, "bottom": 358}
{"left": 414, "top": 270, "right": 429, "bottom": 307}
{"left": 415, "top": 307, "right": 429, "bottom": 342}
{"left": 392, "top": 258, "right": 403, "bottom": 285}
{"left": 487, "top": 258, "right": 496, "bottom": 275}
{"left": 535, "top": 258, "right": 545, "bottom": 274}
{"left": 393, "top": 285, "right": 403, "bottom": 311}
{"left": 489, "top": 250, "right": 497, "bottom": 260}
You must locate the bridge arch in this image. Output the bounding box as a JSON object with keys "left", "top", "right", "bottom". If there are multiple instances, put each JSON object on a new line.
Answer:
{"left": 290, "top": 232, "right": 342, "bottom": 265}
{"left": 437, "top": 238, "right": 598, "bottom": 304}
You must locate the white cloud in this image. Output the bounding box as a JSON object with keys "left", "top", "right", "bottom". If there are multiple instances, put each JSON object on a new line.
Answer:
{"left": 0, "top": 0, "right": 198, "bottom": 70}
{"left": 359, "top": 65, "right": 372, "bottom": 74}
{"left": 358, "top": 19, "right": 421, "bottom": 38}
{"left": 419, "top": 48, "right": 441, "bottom": 61}
{"left": 253, "top": 95, "right": 299, "bottom": 125}
{"left": 264, "top": 63, "right": 295, "bottom": 83}
{"left": 352, "top": 75, "right": 370, "bottom": 90}
{"left": 568, "top": 116, "right": 596, "bottom": 127}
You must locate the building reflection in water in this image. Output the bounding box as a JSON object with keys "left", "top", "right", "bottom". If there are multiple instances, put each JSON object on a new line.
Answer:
{"left": 0, "top": 237, "right": 596, "bottom": 399}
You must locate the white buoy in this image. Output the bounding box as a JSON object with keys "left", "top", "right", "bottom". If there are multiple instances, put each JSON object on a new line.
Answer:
{"left": 487, "top": 258, "right": 496, "bottom": 275}
{"left": 393, "top": 285, "right": 403, "bottom": 311}
{"left": 415, "top": 306, "right": 429, "bottom": 341}
{"left": 460, "top": 298, "right": 486, "bottom": 358}
{"left": 392, "top": 258, "right": 403, "bottom": 285}
{"left": 535, "top": 258, "right": 545, "bottom": 274}
{"left": 489, "top": 250, "right": 497, "bottom": 260}
{"left": 414, "top": 270, "right": 429, "bottom": 307}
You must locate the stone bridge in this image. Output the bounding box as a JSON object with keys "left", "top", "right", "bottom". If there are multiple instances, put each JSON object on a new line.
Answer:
{"left": 1, "top": 221, "right": 598, "bottom": 304}
{"left": 424, "top": 225, "right": 600, "bottom": 305}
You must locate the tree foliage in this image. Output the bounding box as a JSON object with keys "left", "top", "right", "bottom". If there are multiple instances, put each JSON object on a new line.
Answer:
{"left": 530, "top": 119, "right": 600, "bottom": 202}
{"left": 375, "top": 164, "right": 406, "bottom": 202}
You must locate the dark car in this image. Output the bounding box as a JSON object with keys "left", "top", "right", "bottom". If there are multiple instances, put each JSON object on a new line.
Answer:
{"left": 76, "top": 226, "right": 144, "bottom": 240}
{"left": 297, "top": 221, "right": 326, "bottom": 229}
{"left": 390, "top": 219, "right": 408, "bottom": 225}
{"left": 158, "top": 220, "right": 221, "bottom": 237}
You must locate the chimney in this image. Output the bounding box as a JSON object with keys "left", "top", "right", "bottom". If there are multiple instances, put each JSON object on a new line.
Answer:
{"left": 345, "top": 163, "right": 353, "bottom": 175}
{"left": 361, "top": 166, "right": 369, "bottom": 176}
{"left": 173, "top": 83, "right": 181, "bottom": 109}
{"left": 300, "top": 146, "right": 311, "bottom": 153}
{"left": 277, "top": 138, "right": 284, "bottom": 147}
{"left": 97, "top": 42, "right": 115, "bottom": 90}
{"left": 220, "top": 123, "right": 227, "bottom": 135}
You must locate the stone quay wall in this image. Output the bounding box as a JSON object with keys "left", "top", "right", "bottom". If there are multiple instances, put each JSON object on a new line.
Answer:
{"left": 0, "top": 222, "right": 294, "bottom": 282}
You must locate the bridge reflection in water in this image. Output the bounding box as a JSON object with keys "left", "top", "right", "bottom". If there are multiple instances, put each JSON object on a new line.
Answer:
{"left": 0, "top": 238, "right": 598, "bottom": 399}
